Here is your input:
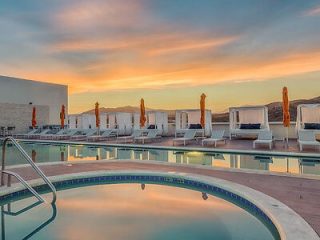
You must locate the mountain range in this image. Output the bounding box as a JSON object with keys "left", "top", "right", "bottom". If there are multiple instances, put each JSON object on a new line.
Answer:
{"left": 83, "top": 96, "right": 320, "bottom": 122}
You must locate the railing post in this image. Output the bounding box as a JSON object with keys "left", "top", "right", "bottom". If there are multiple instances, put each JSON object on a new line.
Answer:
{"left": 1, "top": 137, "right": 57, "bottom": 203}
{"left": 1, "top": 139, "right": 7, "bottom": 186}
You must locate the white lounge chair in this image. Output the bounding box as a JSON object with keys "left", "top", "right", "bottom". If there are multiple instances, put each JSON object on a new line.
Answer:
{"left": 202, "top": 130, "right": 226, "bottom": 147}
{"left": 173, "top": 130, "right": 197, "bottom": 146}
{"left": 134, "top": 129, "right": 160, "bottom": 144}
{"left": 28, "top": 129, "right": 51, "bottom": 139}
{"left": 70, "top": 129, "right": 97, "bottom": 141}
{"left": 298, "top": 131, "right": 320, "bottom": 151}
{"left": 40, "top": 129, "right": 65, "bottom": 140}
{"left": 253, "top": 131, "right": 274, "bottom": 149}
{"left": 87, "top": 129, "right": 118, "bottom": 142}
{"left": 117, "top": 130, "right": 143, "bottom": 143}
{"left": 51, "top": 129, "right": 79, "bottom": 140}
{"left": 15, "top": 129, "right": 39, "bottom": 139}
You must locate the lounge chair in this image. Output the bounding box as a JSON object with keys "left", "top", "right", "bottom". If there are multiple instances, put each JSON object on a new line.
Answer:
{"left": 134, "top": 129, "right": 160, "bottom": 144}
{"left": 51, "top": 129, "right": 79, "bottom": 140}
{"left": 87, "top": 129, "right": 118, "bottom": 142}
{"left": 298, "top": 131, "right": 320, "bottom": 151}
{"left": 39, "top": 129, "right": 65, "bottom": 140}
{"left": 69, "top": 129, "right": 97, "bottom": 141}
{"left": 173, "top": 130, "right": 197, "bottom": 146}
{"left": 253, "top": 131, "right": 274, "bottom": 149}
{"left": 15, "top": 129, "right": 39, "bottom": 139}
{"left": 117, "top": 130, "right": 143, "bottom": 143}
{"left": 202, "top": 130, "right": 226, "bottom": 147}
{"left": 28, "top": 129, "right": 51, "bottom": 139}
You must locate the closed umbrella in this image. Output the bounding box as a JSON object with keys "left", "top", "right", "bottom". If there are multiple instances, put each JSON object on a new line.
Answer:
{"left": 282, "top": 87, "right": 290, "bottom": 147}
{"left": 95, "top": 102, "right": 100, "bottom": 134}
{"left": 31, "top": 107, "right": 37, "bottom": 129}
{"left": 200, "top": 93, "right": 206, "bottom": 128}
{"left": 140, "top": 98, "right": 146, "bottom": 128}
{"left": 60, "top": 105, "right": 65, "bottom": 129}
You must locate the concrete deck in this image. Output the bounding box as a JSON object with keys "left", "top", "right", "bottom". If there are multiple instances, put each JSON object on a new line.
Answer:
{"left": 4, "top": 160, "right": 320, "bottom": 236}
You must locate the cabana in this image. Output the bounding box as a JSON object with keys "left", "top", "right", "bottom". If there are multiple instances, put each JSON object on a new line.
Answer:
{"left": 100, "top": 112, "right": 132, "bottom": 135}
{"left": 175, "top": 109, "right": 212, "bottom": 137}
{"left": 133, "top": 111, "right": 168, "bottom": 135}
{"left": 68, "top": 114, "right": 95, "bottom": 130}
{"left": 296, "top": 104, "right": 320, "bottom": 134}
{"left": 68, "top": 114, "right": 81, "bottom": 129}
{"left": 79, "top": 114, "right": 96, "bottom": 129}
{"left": 229, "top": 106, "right": 269, "bottom": 139}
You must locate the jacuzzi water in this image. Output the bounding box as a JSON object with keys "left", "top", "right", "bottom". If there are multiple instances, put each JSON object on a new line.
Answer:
{"left": 0, "top": 183, "right": 279, "bottom": 240}
{"left": 1, "top": 141, "right": 320, "bottom": 176}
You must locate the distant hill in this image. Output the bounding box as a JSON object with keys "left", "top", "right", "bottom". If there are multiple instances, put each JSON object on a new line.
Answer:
{"left": 82, "top": 96, "right": 320, "bottom": 122}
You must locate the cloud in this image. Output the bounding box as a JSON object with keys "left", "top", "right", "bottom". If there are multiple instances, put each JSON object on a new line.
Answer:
{"left": 305, "top": 6, "right": 320, "bottom": 16}
{"left": 54, "top": 0, "right": 145, "bottom": 30}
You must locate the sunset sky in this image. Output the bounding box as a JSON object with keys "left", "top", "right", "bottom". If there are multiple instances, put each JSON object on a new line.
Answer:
{"left": 1, "top": 0, "right": 320, "bottom": 113}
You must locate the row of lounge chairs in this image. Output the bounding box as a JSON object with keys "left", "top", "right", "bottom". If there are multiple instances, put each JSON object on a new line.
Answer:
{"left": 15, "top": 128, "right": 161, "bottom": 144}
{"left": 15, "top": 127, "right": 320, "bottom": 151}
{"left": 173, "top": 129, "right": 320, "bottom": 151}
{"left": 173, "top": 130, "right": 227, "bottom": 147}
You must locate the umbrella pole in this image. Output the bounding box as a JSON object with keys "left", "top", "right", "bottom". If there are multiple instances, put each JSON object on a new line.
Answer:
{"left": 286, "top": 127, "right": 289, "bottom": 148}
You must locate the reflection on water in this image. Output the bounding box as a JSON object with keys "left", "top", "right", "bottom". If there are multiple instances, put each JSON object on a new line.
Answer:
{"left": 0, "top": 184, "right": 277, "bottom": 240}
{"left": 1, "top": 142, "right": 319, "bottom": 176}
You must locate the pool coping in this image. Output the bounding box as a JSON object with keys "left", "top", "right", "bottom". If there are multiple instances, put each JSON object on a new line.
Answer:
{"left": 0, "top": 170, "right": 318, "bottom": 240}
{"left": 17, "top": 138, "right": 320, "bottom": 159}
{"left": 5, "top": 158, "right": 320, "bottom": 180}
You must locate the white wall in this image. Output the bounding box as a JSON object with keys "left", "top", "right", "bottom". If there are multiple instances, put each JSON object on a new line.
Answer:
{"left": 0, "top": 75, "right": 68, "bottom": 124}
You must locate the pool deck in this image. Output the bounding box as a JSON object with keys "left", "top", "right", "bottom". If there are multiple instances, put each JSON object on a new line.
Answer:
{"left": 3, "top": 160, "right": 320, "bottom": 237}
{"left": 78, "top": 137, "right": 320, "bottom": 154}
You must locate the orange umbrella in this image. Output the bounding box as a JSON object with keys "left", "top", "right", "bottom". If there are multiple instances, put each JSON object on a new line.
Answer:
{"left": 200, "top": 93, "right": 206, "bottom": 128}
{"left": 282, "top": 87, "right": 290, "bottom": 127}
{"left": 282, "top": 87, "right": 290, "bottom": 145}
{"left": 95, "top": 102, "right": 100, "bottom": 128}
{"left": 31, "top": 107, "right": 37, "bottom": 128}
{"left": 140, "top": 98, "right": 146, "bottom": 128}
{"left": 60, "top": 105, "right": 65, "bottom": 129}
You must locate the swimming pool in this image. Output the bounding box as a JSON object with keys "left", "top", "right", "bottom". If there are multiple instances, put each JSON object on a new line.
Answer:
{"left": 0, "top": 177, "right": 280, "bottom": 240}
{"left": 2, "top": 141, "right": 319, "bottom": 176}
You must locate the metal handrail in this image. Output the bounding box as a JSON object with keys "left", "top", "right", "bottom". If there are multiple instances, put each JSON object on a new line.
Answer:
{"left": 1, "top": 137, "right": 57, "bottom": 203}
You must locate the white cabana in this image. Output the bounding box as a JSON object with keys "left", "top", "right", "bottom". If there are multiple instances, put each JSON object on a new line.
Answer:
{"left": 296, "top": 104, "right": 320, "bottom": 134}
{"left": 175, "top": 109, "right": 212, "bottom": 137}
{"left": 133, "top": 111, "right": 168, "bottom": 135}
{"left": 79, "top": 114, "right": 96, "bottom": 129}
{"left": 100, "top": 112, "right": 132, "bottom": 135}
{"left": 68, "top": 114, "right": 81, "bottom": 129}
{"left": 229, "top": 106, "right": 269, "bottom": 139}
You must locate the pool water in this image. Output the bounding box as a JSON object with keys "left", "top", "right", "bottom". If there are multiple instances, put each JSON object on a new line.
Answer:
{"left": 0, "top": 184, "right": 279, "bottom": 240}
{"left": 2, "top": 141, "right": 320, "bottom": 176}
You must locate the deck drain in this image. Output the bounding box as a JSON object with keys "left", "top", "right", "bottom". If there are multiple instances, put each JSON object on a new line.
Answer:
{"left": 272, "top": 204, "right": 279, "bottom": 207}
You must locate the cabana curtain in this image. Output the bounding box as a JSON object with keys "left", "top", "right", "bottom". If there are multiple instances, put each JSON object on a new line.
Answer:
{"left": 301, "top": 107, "right": 320, "bottom": 123}
{"left": 188, "top": 111, "right": 201, "bottom": 124}
{"left": 239, "top": 109, "right": 265, "bottom": 124}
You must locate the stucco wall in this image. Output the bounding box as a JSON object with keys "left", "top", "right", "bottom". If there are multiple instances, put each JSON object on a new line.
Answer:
{"left": 0, "top": 103, "right": 49, "bottom": 133}
{"left": 0, "top": 75, "right": 68, "bottom": 124}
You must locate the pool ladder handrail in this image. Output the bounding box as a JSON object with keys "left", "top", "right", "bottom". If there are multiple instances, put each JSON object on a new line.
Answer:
{"left": 1, "top": 137, "right": 57, "bottom": 204}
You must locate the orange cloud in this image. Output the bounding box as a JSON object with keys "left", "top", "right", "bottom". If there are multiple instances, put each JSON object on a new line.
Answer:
{"left": 3, "top": 48, "right": 320, "bottom": 95}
